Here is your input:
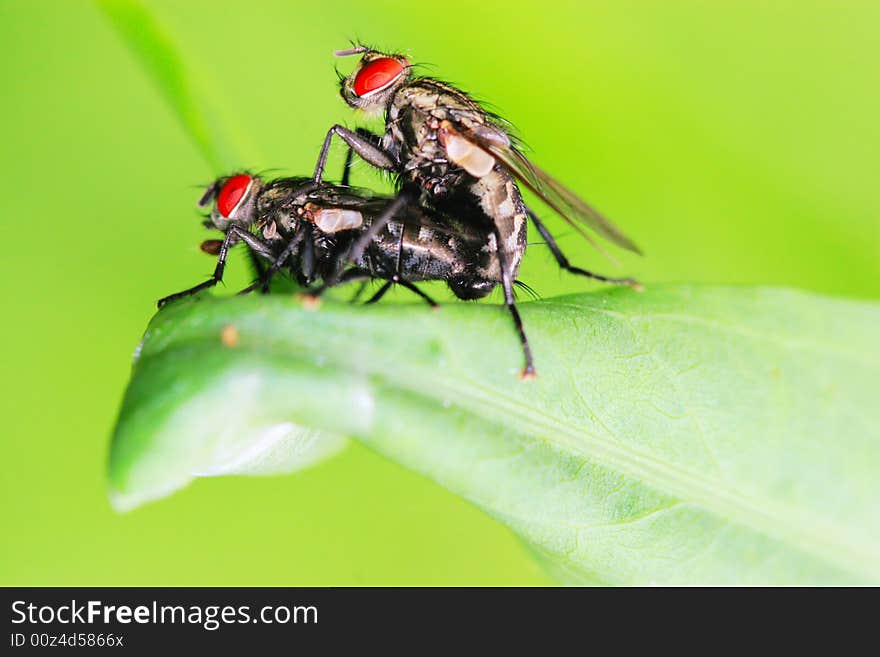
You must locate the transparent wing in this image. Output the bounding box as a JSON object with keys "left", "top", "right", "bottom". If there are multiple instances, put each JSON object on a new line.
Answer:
{"left": 450, "top": 118, "right": 643, "bottom": 256}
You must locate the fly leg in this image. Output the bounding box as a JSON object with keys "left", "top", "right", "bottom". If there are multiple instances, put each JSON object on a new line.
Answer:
{"left": 301, "top": 268, "right": 372, "bottom": 306}
{"left": 340, "top": 140, "right": 356, "bottom": 187}
{"left": 158, "top": 227, "right": 274, "bottom": 308}
{"left": 339, "top": 128, "right": 383, "bottom": 186}
{"left": 312, "top": 125, "right": 395, "bottom": 185}
{"left": 298, "top": 224, "right": 317, "bottom": 286}
{"left": 199, "top": 180, "right": 268, "bottom": 293}
{"left": 527, "top": 208, "right": 642, "bottom": 289}
{"left": 305, "top": 191, "right": 414, "bottom": 299}
{"left": 397, "top": 280, "right": 438, "bottom": 307}
{"left": 237, "top": 230, "right": 306, "bottom": 296}
{"left": 247, "top": 251, "right": 270, "bottom": 294}
{"left": 364, "top": 281, "right": 392, "bottom": 304}
{"left": 493, "top": 225, "right": 536, "bottom": 379}
{"left": 333, "top": 269, "right": 372, "bottom": 287}
{"left": 364, "top": 279, "right": 438, "bottom": 308}
{"left": 349, "top": 280, "right": 370, "bottom": 303}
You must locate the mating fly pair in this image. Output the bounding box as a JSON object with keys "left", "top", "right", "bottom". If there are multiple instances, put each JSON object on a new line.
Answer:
{"left": 158, "top": 172, "right": 519, "bottom": 313}
{"left": 162, "top": 45, "right": 642, "bottom": 377}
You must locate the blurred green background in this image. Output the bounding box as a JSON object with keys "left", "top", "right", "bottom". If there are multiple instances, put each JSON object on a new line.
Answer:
{"left": 1, "top": 0, "right": 877, "bottom": 585}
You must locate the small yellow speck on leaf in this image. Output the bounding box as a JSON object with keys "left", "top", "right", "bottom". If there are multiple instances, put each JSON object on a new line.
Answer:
{"left": 296, "top": 293, "right": 322, "bottom": 311}
{"left": 221, "top": 325, "right": 240, "bottom": 348}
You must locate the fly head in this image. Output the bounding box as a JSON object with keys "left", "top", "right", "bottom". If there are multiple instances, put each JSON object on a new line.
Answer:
{"left": 202, "top": 173, "right": 262, "bottom": 232}
{"left": 336, "top": 46, "right": 412, "bottom": 115}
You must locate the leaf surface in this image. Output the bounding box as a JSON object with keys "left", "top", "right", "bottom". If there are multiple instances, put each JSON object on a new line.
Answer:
{"left": 109, "top": 285, "right": 880, "bottom": 585}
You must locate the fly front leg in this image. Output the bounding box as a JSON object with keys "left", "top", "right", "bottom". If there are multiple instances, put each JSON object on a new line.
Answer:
{"left": 340, "top": 140, "right": 356, "bottom": 187}
{"left": 158, "top": 227, "right": 274, "bottom": 308}
{"left": 527, "top": 208, "right": 642, "bottom": 289}
{"left": 340, "top": 128, "right": 385, "bottom": 186}
{"left": 312, "top": 125, "right": 396, "bottom": 184}
{"left": 493, "top": 225, "right": 536, "bottom": 379}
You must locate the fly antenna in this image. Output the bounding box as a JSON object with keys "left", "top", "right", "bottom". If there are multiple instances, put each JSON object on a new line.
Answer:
{"left": 197, "top": 180, "right": 220, "bottom": 208}
{"left": 334, "top": 45, "right": 368, "bottom": 57}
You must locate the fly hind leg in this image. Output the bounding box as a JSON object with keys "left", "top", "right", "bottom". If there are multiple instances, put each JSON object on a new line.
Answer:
{"left": 527, "top": 208, "right": 642, "bottom": 289}
{"left": 493, "top": 225, "right": 537, "bottom": 379}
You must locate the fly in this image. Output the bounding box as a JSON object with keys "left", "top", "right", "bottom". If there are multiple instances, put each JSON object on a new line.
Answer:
{"left": 308, "top": 45, "right": 642, "bottom": 376}
{"left": 158, "top": 174, "right": 543, "bottom": 374}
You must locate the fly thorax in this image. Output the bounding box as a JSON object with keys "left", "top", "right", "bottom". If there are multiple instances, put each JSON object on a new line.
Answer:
{"left": 389, "top": 93, "right": 450, "bottom": 170}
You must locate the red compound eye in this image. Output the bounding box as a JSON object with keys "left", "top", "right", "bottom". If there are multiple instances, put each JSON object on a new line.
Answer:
{"left": 216, "top": 174, "right": 252, "bottom": 217}
{"left": 353, "top": 57, "right": 406, "bottom": 97}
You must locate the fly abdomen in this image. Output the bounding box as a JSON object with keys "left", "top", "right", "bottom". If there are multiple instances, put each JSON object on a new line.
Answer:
{"left": 398, "top": 221, "right": 481, "bottom": 282}
{"left": 470, "top": 169, "right": 528, "bottom": 279}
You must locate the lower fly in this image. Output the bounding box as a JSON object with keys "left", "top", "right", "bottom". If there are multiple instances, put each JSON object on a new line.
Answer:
{"left": 159, "top": 173, "right": 546, "bottom": 375}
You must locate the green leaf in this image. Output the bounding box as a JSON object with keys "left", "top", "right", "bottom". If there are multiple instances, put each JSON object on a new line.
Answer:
{"left": 109, "top": 285, "right": 880, "bottom": 585}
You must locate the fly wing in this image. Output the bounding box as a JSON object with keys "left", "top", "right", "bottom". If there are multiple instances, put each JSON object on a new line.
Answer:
{"left": 494, "top": 146, "right": 642, "bottom": 255}
{"left": 446, "top": 117, "right": 643, "bottom": 256}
